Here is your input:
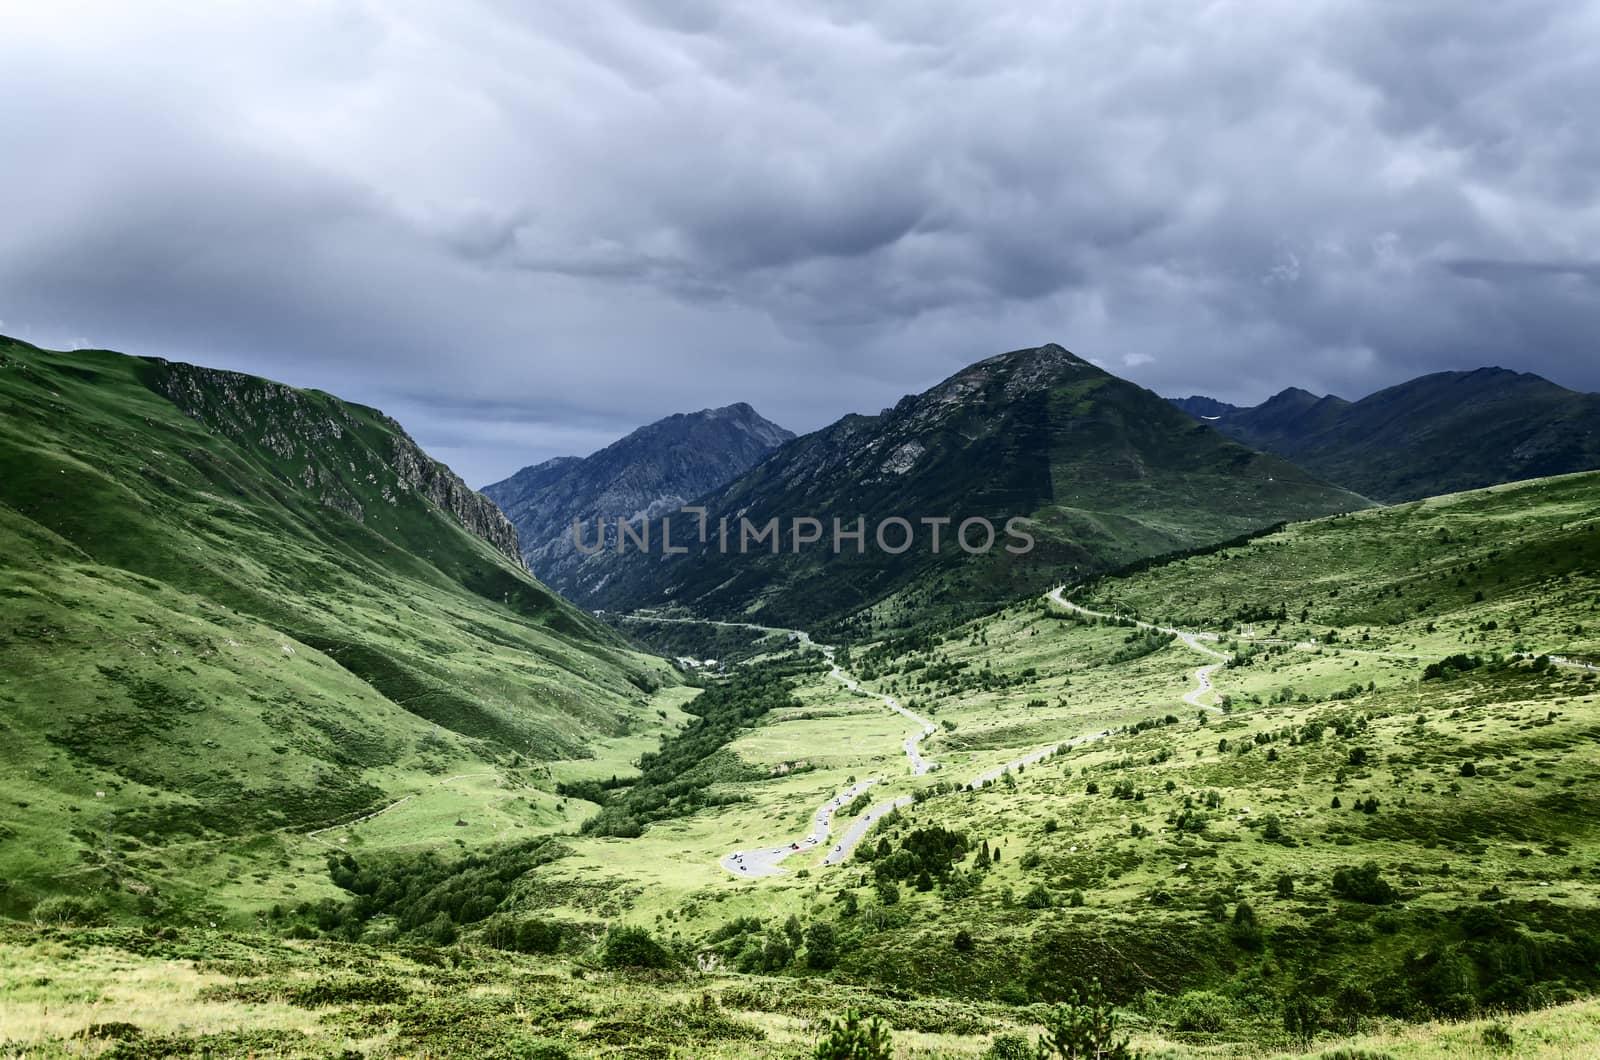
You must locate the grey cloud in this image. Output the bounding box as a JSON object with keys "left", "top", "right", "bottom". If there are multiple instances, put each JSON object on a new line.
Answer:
{"left": 2, "top": 1, "right": 1597, "bottom": 487}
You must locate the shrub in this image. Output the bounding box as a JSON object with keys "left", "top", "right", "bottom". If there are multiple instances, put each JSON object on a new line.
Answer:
{"left": 428, "top": 913, "right": 458, "bottom": 946}
{"left": 30, "top": 895, "right": 104, "bottom": 926}
{"left": 1481, "top": 1023, "right": 1514, "bottom": 1050}
{"left": 1230, "top": 902, "right": 1264, "bottom": 951}
{"left": 812, "top": 1008, "right": 893, "bottom": 1059}
{"left": 483, "top": 916, "right": 563, "bottom": 954}
{"left": 804, "top": 922, "right": 838, "bottom": 970}
{"left": 984, "top": 1032, "right": 1033, "bottom": 1059}
{"left": 1171, "top": 990, "right": 1233, "bottom": 1032}
{"left": 1423, "top": 654, "right": 1483, "bottom": 680}
{"left": 1283, "top": 990, "right": 1321, "bottom": 1044}
{"left": 1332, "top": 862, "right": 1398, "bottom": 905}
{"left": 601, "top": 926, "right": 677, "bottom": 970}
{"left": 1037, "top": 980, "right": 1132, "bottom": 1059}
{"left": 953, "top": 928, "right": 975, "bottom": 952}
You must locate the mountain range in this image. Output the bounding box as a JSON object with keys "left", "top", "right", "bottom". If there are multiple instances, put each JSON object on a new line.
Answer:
{"left": 585, "top": 344, "right": 1373, "bottom": 628}
{"left": 482, "top": 403, "right": 792, "bottom": 601}
{"left": 1171, "top": 368, "right": 1600, "bottom": 502}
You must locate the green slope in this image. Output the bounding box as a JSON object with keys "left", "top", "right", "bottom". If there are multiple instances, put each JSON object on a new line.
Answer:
{"left": 0, "top": 336, "right": 675, "bottom": 919}
{"left": 1078, "top": 468, "right": 1600, "bottom": 652}
{"left": 1190, "top": 368, "right": 1600, "bottom": 502}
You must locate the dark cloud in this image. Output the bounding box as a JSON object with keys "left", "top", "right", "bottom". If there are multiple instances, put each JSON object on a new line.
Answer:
{"left": 2, "top": 2, "right": 1596, "bottom": 486}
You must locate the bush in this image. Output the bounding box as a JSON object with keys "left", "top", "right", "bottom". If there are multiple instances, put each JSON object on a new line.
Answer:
{"left": 804, "top": 921, "right": 838, "bottom": 970}
{"left": 483, "top": 916, "right": 563, "bottom": 954}
{"left": 813, "top": 1008, "right": 893, "bottom": 1059}
{"left": 984, "top": 1032, "right": 1033, "bottom": 1059}
{"left": 1038, "top": 980, "right": 1132, "bottom": 1059}
{"left": 30, "top": 895, "right": 104, "bottom": 926}
{"left": 1481, "top": 1023, "right": 1514, "bottom": 1050}
{"left": 1332, "top": 862, "right": 1398, "bottom": 905}
{"left": 1283, "top": 990, "right": 1322, "bottom": 1044}
{"left": 601, "top": 926, "right": 677, "bottom": 970}
{"left": 1171, "top": 990, "right": 1233, "bottom": 1032}
{"left": 428, "top": 913, "right": 458, "bottom": 946}
{"left": 1229, "top": 901, "right": 1264, "bottom": 951}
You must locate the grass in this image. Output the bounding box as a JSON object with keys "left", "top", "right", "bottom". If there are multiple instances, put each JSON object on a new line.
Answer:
{"left": 0, "top": 336, "right": 677, "bottom": 922}
{"left": 2, "top": 925, "right": 1597, "bottom": 1057}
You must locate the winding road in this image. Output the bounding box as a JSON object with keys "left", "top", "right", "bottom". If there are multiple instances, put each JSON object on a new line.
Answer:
{"left": 691, "top": 588, "right": 1595, "bottom": 880}
{"left": 708, "top": 587, "right": 1243, "bottom": 877}
{"left": 720, "top": 778, "right": 880, "bottom": 878}
{"left": 1046, "top": 587, "right": 1231, "bottom": 713}
{"left": 722, "top": 640, "right": 940, "bottom": 875}
{"left": 608, "top": 612, "right": 941, "bottom": 877}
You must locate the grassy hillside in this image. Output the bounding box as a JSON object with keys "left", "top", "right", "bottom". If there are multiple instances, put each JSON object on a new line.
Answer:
{"left": 0, "top": 336, "right": 676, "bottom": 921}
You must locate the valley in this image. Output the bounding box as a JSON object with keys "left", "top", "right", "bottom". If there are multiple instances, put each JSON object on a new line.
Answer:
{"left": 3, "top": 336, "right": 1599, "bottom": 1058}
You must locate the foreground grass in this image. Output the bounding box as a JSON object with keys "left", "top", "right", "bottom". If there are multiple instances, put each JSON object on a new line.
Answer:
{"left": 2, "top": 926, "right": 1594, "bottom": 1058}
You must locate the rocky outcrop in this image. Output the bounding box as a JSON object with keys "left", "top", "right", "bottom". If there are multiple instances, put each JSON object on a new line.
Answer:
{"left": 383, "top": 419, "right": 523, "bottom": 565}
{"left": 146, "top": 359, "right": 525, "bottom": 568}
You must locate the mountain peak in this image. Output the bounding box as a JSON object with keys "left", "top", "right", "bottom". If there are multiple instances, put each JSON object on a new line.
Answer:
{"left": 1263, "top": 386, "right": 1323, "bottom": 406}
{"left": 589, "top": 341, "right": 1369, "bottom": 626}
{"left": 481, "top": 403, "right": 794, "bottom": 595}
{"left": 1197, "top": 365, "right": 1600, "bottom": 501}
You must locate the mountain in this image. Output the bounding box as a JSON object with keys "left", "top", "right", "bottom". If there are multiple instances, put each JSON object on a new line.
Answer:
{"left": 1172, "top": 368, "right": 1600, "bottom": 501}
{"left": 1167, "top": 395, "right": 1239, "bottom": 420}
{"left": 588, "top": 343, "right": 1373, "bottom": 628}
{"left": 482, "top": 403, "right": 793, "bottom": 600}
{"left": 0, "top": 335, "right": 672, "bottom": 917}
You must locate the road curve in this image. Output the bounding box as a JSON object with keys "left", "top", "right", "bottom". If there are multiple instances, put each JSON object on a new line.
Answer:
{"left": 1047, "top": 587, "right": 1229, "bottom": 713}
{"left": 720, "top": 778, "right": 879, "bottom": 878}
{"left": 625, "top": 614, "right": 942, "bottom": 878}
{"left": 825, "top": 651, "right": 939, "bottom": 775}
{"left": 720, "top": 644, "right": 942, "bottom": 877}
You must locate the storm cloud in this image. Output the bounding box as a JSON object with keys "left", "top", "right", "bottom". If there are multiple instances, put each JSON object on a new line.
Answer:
{"left": 3, "top": 1, "right": 1597, "bottom": 485}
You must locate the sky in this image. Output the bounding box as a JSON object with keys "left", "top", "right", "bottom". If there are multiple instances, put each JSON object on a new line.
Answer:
{"left": 3, "top": 1, "right": 1598, "bottom": 487}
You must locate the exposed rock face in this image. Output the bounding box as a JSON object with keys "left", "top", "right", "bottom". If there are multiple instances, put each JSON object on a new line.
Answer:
{"left": 147, "top": 359, "right": 525, "bottom": 567}
{"left": 383, "top": 421, "right": 523, "bottom": 564}
{"left": 482, "top": 402, "right": 792, "bottom": 599}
